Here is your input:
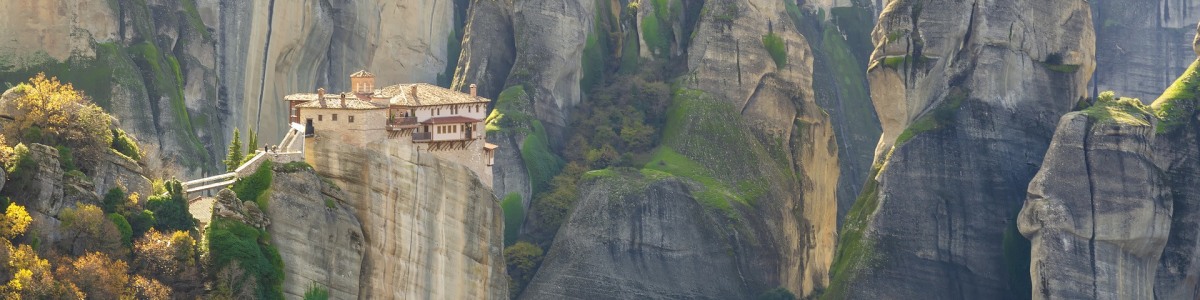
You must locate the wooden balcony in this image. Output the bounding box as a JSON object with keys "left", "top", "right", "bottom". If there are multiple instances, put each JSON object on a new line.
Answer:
{"left": 388, "top": 117, "right": 419, "bottom": 130}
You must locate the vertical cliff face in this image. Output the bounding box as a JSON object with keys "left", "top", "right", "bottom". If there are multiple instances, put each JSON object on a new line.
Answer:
{"left": 1091, "top": 0, "right": 1200, "bottom": 102}
{"left": 827, "top": 0, "right": 1095, "bottom": 298}
{"left": 684, "top": 0, "right": 839, "bottom": 295}
{"left": 1019, "top": 107, "right": 1171, "bottom": 299}
{"left": 302, "top": 137, "right": 506, "bottom": 299}
{"left": 222, "top": 0, "right": 462, "bottom": 144}
{"left": 265, "top": 169, "right": 364, "bottom": 299}
{"left": 1150, "top": 32, "right": 1200, "bottom": 298}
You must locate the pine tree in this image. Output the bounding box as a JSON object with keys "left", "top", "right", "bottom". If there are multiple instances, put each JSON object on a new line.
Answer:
{"left": 247, "top": 128, "right": 258, "bottom": 155}
{"left": 224, "top": 129, "right": 243, "bottom": 172}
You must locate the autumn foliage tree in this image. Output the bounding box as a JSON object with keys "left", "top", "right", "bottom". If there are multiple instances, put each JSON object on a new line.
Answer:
{"left": 0, "top": 73, "right": 113, "bottom": 164}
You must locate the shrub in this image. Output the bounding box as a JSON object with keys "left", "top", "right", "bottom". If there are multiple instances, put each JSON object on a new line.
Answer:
{"left": 504, "top": 241, "right": 544, "bottom": 297}
{"left": 55, "top": 146, "right": 76, "bottom": 172}
{"left": 303, "top": 284, "right": 330, "bottom": 300}
{"left": 224, "top": 129, "right": 244, "bottom": 172}
{"left": 762, "top": 33, "right": 787, "bottom": 67}
{"left": 108, "top": 213, "right": 133, "bottom": 246}
{"left": 232, "top": 162, "right": 273, "bottom": 211}
{"left": 2, "top": 74, "right": 114, "bottom": 162}
{"left": 500, "top": 193, "right": 524, "bottom": 246}
{"left": 274, "top": 161, "right": 312, "bottom": 173}
{"left": 146, "top": 180, "right": 195, "bottom": 232}
{"left": 206, "top": 217, "right": 284, "bottom": 299}
{"left": 111, "top": 128, "right": 142, "bottom": 161}
{"left": 102, "top": 187, "right": 126, "bottom": 213}
{"left": 125, "top": 209, "right": 156, "bottom": 239}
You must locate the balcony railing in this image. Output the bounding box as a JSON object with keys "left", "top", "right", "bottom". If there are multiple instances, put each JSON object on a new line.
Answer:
{"left": 388, "top": 117, "right": 419, "bottom": 130}
{"left": 412, "top": 132, "right": 432, "bottom": 142}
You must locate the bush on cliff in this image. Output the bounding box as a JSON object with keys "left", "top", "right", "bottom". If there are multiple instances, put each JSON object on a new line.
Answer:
{"left": 145, "top": 179, "right": 194, "bottom": 232}
{"left": 1, "top": 73, "right": 113, "bottom": 164}
{"left": 205, "top": 217, "right": 284, "bottom": 300}
{"left": 231, "top": 162, "right": 273, "bottom": 212}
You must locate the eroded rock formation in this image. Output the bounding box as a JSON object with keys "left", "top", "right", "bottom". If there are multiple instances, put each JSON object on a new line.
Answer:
{"left": 827, "top": 0, "right": 1096, "bottom": 298}
{"left": 1019, "top": 108, "right": 1171, "bottom": 299}
{"left": 302, "top": 137, "right": 506, "bottom": 299}
{"left": 264, "top": 170, "right": 364, "bottom": 299}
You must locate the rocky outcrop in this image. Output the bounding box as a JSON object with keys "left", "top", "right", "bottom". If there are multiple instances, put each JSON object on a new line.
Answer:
{"left": 520, "top": 172, "right": 764, "bottom": 299}
{"left": 827, "top": 0, "right": 1095, "bottom": 298}
{"left": 91, "top": 150, "right": 153, "bottom": 197}
{"left": 265, "top": 169, "right": 364, "bottom": 299}
{"left": 1019, "top": 109, "right": 1171, "bottom": 299}
{"left": 305, "top": 137, "right": 506, "bottom": 299}
{"left": 1092, "top": 0, "right": 1200, "bottom": 102}
{"left": 211, "top": 189, "right": 269, "bottom": 229}
{"left": 6, "top": 144, "right": 66, "bottom": 217}
{"left": 684, "top": 0, "right": 840, "bottom": 295}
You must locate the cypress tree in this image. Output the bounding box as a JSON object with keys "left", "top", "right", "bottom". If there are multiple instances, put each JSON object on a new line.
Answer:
{"left": 224, "top": 129, "right": 243, "bottom": 172}
{"left": 247, "top": 128, "right": 259, "bottom": 155}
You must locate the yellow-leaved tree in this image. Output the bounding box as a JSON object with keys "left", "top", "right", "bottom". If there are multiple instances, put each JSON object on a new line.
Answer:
{"left": 1, "top": 73, "right": 113, "bottom": 163}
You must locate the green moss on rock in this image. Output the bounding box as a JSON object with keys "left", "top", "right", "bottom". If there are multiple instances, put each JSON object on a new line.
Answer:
{"left": 1083, "top": 91, "right": 1154, "bottom": 127}
{"left": 1152, "top": 59, "right": 1200, "bottom": 133}
{"left": 894, "top": 88, "right": 967, "bottom": 145}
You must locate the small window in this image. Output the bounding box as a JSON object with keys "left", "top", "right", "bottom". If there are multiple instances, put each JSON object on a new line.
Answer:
{"left": 318, "top": 115, "right": 323, "bottom": 121}
{"left": 349, "top": 115, "right": 355, "bottom": 123}
{"left": 332, "top": 114, "right": 338, "bottom": 121}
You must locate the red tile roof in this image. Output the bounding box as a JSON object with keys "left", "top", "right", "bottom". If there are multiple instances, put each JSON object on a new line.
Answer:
{"left": 420, "top": 116, "right": 483, "bottom": 124}
{"left": 376, "top": 83, "right": 490, "bottom": 106}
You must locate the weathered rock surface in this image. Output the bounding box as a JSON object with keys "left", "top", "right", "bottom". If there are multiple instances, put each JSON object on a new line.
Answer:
{"left": 520, "top": 173, "right": 761, "bottom": 299}
{"left": 305, "top": 137, "right": 506, "bottom": 299}
{"left": 1019, "top": 111, "right": 1171, "bottom": 300}
{"left": 6, "top": 144, "right": 66, "bottom": 217}
{"left": 684, "top": 0, "right": 839, "bottom": 295}
{"left": 828, "top": 0, "right": 1095, "bottom": 298}
{"left": 265, "top": 169, "right": 364, "bottom": 300}
{"left": 228, "top": 0, "right": 461, "bottom": 144}
{"left": 1092, "top": 0, "right": 1200, "bottom": 102}
{"left": 212, "top": 188, "right": 269, "bottom": 229}
{"left": 90, "top": 150, "right": 153, "bottom": 197}
{"left": 1150, "top": 34, "right": 1200, "bottom": 298}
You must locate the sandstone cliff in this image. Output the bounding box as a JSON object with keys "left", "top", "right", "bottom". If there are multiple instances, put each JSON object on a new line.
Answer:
{"left": 520, "top": 171, "right": 770, "bottom": 299}
{"left": 224, "top": 0, "right": 464, "bottom": 144}
{"left": 301, "top": 137, "right": 506, "bottom": 299}
{"left": 459, "top": 0, "right": 846, "bottom": 297}
{"left": 826, "top": 0, "right": 1095, "bottom": 298}
{"left": 264, "top": 168, "right": 364, "bottom": 299}
{"left": 1018, "top": 105, "right": 1171, "bottom": 299}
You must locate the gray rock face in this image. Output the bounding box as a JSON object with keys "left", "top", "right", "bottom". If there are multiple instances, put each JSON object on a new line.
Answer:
{"left": 1019, "top": 112, "right": 1171, "bottom": 300}
{"left": 829, "top": 0, "right": 1096, "bottom": 298}
{"left": 519, "top": 175, "right": 756, "bottom": 299}
{"left": 508, "top": 0, "right": 595, "bottom": 141}
{"left": 453, "top": 0, "right": 516, "bottom": 100}
{"left": 1150, "top": 36, "right": 1200, "bottom": 298}
{"left": 306, "top": 137, "right": 506, "bottom": 299}
{"left": 7, "top": 144, "right": 66, "bottom": 217}
{"left": 265, "top": 169, "right": 364, "bottom": 300}
{"left": 90, "top": 150, "right": 152, "bottom": 197}
{"left": 1092, "top": 0, "right": 1200, "bottom": 102}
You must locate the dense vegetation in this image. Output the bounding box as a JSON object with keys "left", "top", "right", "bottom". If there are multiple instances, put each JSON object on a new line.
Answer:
{"left": 0, "top": 74, "right": 224, "bottom": 299}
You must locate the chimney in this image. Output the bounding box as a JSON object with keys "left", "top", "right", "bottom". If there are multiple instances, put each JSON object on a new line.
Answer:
{"left": 470, "top": 84, "right": 478, "bottom": 97}
{"left": 318, "top": 88, "right": 327, "bottom": 107}
{"left": 340, "top": 93, "right": 347, "bottom": 107}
